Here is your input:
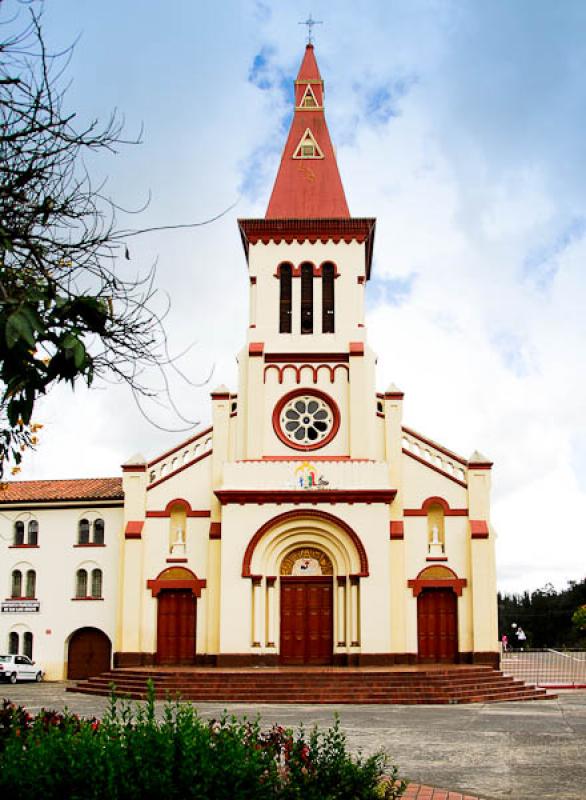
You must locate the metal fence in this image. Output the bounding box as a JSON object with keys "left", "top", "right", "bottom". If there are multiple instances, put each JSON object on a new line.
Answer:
{"left": 501, "top": 648, "right": 586, "bottom": 688}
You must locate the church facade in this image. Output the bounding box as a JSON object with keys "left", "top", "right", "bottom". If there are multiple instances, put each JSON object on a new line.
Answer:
{"left": 0, "top": 45, "right": 498, "bottom": 681}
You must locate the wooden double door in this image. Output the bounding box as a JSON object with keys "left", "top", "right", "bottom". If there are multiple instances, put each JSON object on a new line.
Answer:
{"left": 156, "top": 589, "right": 196, "bottom": 665}
{"left": 280, "top": 577, "right": 333, "bottom": 665}
{"left": 417, "top": 588, "right": 458, "bottom": 662}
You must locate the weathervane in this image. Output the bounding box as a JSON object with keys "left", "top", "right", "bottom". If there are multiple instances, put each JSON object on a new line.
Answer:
{"left": 299, "top": 13, "right": 323, "bottom": 44}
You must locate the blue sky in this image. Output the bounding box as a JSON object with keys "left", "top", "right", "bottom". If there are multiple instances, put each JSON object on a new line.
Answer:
{"left": 5, "top": 0, "right": 586, "bottom": 593}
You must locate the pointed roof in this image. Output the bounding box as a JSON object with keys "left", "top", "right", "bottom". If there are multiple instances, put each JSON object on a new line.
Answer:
{"left": 266, "top": 44, "right": 349, "bottom": 219}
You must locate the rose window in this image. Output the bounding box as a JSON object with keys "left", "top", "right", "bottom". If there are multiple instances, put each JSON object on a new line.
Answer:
{"left": 279, "top": 395, "right": 334, "bottom": 445}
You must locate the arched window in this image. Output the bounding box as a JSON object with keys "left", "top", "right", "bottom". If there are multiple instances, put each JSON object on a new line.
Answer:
{"left": 23, "top": 632, "right": 33, "bottom": 659}
{"left": 279, "top": 263, "right": 292, "bottom": 333}
{"left": 78, "top": 519, "right": 90, "bottom": 545}
{"left": 93, "top": 519, "right": 104, "bottom": 545}
{"left": 91, "top": 569, "right": 103, "bottom": 599}
{"left": 8, "top": 632, "right": 19, "bottom": 655}
{"left": 25, "top": 570, "right": 36, "bottom": 598}
{"left": 76, "top": 569, "right": 88, "bottom": 598}
{"left": 11, "top": 570, "right": 22, "bottom": 598}
{"left": 322, "top": 262, "right": 335, "bottom": 333}
{"left": 14, "top": 521, "right": 24, "bottom": 546}
{"left": 300, "top": 263, "right": 313, "bottom": 334}
{"left": 27, "top": 520, "right": 38, "bottom": 546}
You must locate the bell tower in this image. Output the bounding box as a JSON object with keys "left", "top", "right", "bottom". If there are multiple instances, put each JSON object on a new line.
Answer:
{"left": 235, "top": 44, "right": 377, "bottom": 460}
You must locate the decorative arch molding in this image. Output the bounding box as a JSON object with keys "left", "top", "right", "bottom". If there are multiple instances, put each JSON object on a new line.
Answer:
{"left": 407, "top": 565, "right": 467, "bottom": 597}
{"left": 146, "top": 498, "right": 211, "bottom": 519}
{"left": 264, "top": 363, "right": 349, "bottom": 385}
{"left": 404, "top": 496, "right": 468, "bottom": 517}
{"left": 274, "top": 260, "right": 340, "bottom": 279}
{"left": 242, "top": 509, "right": 369, "bottom": 578}
{"left": 147, "top": 566, "right": 207, "bottom": 597}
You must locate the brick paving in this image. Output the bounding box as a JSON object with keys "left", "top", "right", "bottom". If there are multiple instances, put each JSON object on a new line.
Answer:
{"left": 404, "top": 785, "right": 480, "bottom": 799}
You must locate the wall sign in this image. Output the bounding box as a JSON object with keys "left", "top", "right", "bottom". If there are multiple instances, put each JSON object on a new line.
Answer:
{"left": 1, "top": 600, "right": 40, "bottom": 613}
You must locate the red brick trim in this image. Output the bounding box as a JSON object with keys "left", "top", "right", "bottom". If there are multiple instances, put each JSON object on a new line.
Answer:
{"left": 349, "top": 341, "right": 364, "bottom": 355}
{"left": 249, "top": 276, "right": 257, "bottom": 284}
{"left": 146, "top": 498, "right": 210, "bottom": 518}
{"left": 389, "top": 521, "right": 404, "bottom": 540}
{"left": 403, "top": 449, "right": 468, "bottom": 488}
{"left": 265, "top": 352, "right": 349, "bottom": 363}
{"left": 146, "top": 566, "right": 206, "bottom": 598}
{"left": 357, "top": 276, "right": 366, "bottom": 284}
{"left": 216, "top": 488, "right": 396, "bottom": 505}
{"left": 209, "top": 522, "right": 222, "bottom": 540}
{"left": 470, "top": 519, "right": 489, "bottom": 538}
{"left": 239, "top": 456, "right": 373, "bottom": 462}
{"left": 124, "top": 521, "right": 144, "bottom": 539}
{"left": 408, "top": 565, "right": 467, "bottom": 597}
{"left": 147, "top": 449, "right": 212, "bottom": 491}
{"left": 166, "top": 558, "right": 187, "bottom": 563}
{"left": 264, "top": 362, "right": 350, "bottom": 385}
{"left": 148, "top": 426, "right": 213, "bottom": 468}
{"left": 71, "top": 596, "right": 104, "bottom": 601}
{"left": 404, "top": 497, "right": 468, "bottom": 516}
{"left": 426, "top": 556, "right": 448, "bottom": 562}
{"left": 9, "top": 544, "right": 39, "bottom": 549}
{"left": 249, "top": 342, "right": 264, "bottom": 356}
{"left": 122, "top": 464, "right": 146, "bottom": 473}
{"left": 274, "top": 261, "right": 340, "bottom": 278}
{"left": 272, "top": 387, "right": 341, "bottom": 452}
{"left": 242, "top": 509, "right": 369, "bottom": 578}
{"left": 402, "top": 426, "right": 468, "bottom": 466}
{"left": 73, "top": 543, "right": 106, "bottom": 548}
{"left": 469, "top": 461, "right": 493, "bottom": 470}
{"left": 266, "top": 576, "right": 277, "bottom": 587}
{"left": 384, "top": 391, "right": 404, "bottom": 400}
{"left": 211, "top": 390, "right": 230, "bottom": 400}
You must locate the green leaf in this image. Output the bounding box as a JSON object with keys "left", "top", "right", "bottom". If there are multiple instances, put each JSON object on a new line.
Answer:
{"left": 5, "top": 311, "right": 35, "bottom": 348}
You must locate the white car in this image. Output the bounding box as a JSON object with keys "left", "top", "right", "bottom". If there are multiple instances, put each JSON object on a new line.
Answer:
{"left": 0, "top": 654, "right": 43, "bottom": 683}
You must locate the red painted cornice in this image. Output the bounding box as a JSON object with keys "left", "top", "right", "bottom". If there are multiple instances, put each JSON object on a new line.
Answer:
{"left": 215, "top": 488, "right": 396, "bottom": 505}
{"left": 238, "top": 218, "right": 376, "bottom": 279}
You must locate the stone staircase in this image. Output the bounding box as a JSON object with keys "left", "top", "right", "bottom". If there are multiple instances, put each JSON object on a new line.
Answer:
{"left": 69, "top": 665, "right": 555, "bottom": 704}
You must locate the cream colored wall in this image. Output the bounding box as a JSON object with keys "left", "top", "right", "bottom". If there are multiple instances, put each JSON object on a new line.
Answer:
{"left": 401, "top": 455, "right": 468, "bottom": 509}
{"left": 248, "top": 240, "right": 366, "bottom": 344}
{"left": 0, "top": 505, "right": 123, "bottom": 680}
{"left": 218, "top": 502, "right": 393, "bottom": 656}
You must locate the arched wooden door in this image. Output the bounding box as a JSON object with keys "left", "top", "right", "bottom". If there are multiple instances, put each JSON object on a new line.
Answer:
{"left": 67, "top": 627, "right": 111, "bottom": 679}
{"left": 156, "top": 589, "right": 196, "bottom": 665}
{"left": 417, "top": 588, "right": 458, "bottom": 663}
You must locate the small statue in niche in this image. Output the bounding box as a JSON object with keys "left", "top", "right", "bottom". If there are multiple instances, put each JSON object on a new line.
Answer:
{"left": 431, "top": 525, "right": 440, "bottom": 545}
{"left": 172, "top": 525, "right": 186, "bottom": 555}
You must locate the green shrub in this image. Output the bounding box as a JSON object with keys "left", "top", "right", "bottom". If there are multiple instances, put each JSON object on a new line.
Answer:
{"left": 0, "top": 683, "right": 405, "bottom": 799}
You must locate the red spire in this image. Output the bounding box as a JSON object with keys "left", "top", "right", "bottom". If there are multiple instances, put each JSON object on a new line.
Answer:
{"left": 265, "top": 44, "right": 349, "bottom": 219}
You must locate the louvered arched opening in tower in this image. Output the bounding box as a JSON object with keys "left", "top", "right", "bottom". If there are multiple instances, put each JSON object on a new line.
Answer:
{"left": 322, "top": 262, "right": 335, "bottom": 333}
{"left": 300, "top": 263, "right": 313, "bottom": 334}
{"left": 279, "top": 263, "right": 292, "bottom": 333}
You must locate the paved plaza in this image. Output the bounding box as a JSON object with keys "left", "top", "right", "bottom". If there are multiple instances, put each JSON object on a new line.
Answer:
{"left": 2, "top": 682, "right": 586, "bottom": 800}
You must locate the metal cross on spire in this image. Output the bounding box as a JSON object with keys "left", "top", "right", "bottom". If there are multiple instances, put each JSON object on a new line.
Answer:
{"left": 299, "top": 14, "right": 323, "bottom": 44}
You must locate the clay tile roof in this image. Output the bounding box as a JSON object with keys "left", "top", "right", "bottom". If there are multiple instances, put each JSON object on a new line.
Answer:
{"left": 0, "top": 477, "right": 123, "bottom": 504}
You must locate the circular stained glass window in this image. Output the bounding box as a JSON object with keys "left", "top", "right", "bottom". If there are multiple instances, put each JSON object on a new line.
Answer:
{"left": 279, "top": 395, "right": 334, "bottom": 446}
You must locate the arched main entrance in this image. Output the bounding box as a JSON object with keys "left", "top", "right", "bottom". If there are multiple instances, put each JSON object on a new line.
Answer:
{"left": 146, "top": 567, "right": 206, "bottom": 666}
{"left": 67, "top": 627, "right": 111, "bottom": 679}
{"left": 279, "top": 547, "right": 333, "bottom": 665}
